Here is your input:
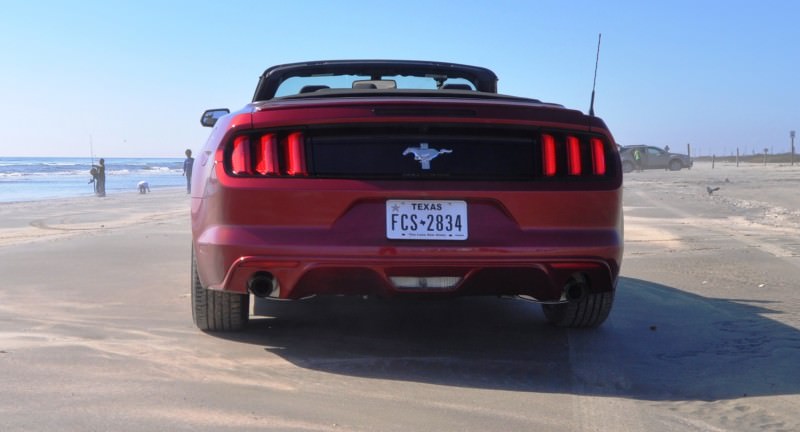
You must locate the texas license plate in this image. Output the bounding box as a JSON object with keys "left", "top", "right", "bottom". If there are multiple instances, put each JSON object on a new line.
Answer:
{"left": 386, "top": 200, "right": 468, "bottom": 240}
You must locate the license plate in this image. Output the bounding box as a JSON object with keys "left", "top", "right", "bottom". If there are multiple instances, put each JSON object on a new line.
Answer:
{"left": 386, "top": 200, "right": 468, "bottom": 240}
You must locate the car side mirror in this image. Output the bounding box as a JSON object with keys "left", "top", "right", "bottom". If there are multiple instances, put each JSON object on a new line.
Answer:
{"left": 200, "top": 108, "right": 230, "bottom": 127}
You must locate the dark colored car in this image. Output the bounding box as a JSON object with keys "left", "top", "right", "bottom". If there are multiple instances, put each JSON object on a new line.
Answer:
{"left": 191, "top": 60, "right": 623, "bottom": 331}
{"left": 620, "top": 145, "right": 693, "bottom": 172}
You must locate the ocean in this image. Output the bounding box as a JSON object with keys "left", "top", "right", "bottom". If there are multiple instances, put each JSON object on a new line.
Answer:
{"left": 0, "top": 157, "right": 189, "bottom": 203}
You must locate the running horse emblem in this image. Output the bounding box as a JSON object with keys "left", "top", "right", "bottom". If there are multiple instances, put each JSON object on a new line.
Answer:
{"left": 402, "top": 143, "right": 453, "bottom": 170}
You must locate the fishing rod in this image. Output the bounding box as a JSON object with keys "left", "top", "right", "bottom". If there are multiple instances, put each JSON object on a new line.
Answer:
{"left": 89, "top": 134, "right": 95, "bottom": 166}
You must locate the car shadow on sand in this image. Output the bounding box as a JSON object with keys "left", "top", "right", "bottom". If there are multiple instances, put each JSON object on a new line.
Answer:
{"left": 218, "top": 276, "right": 800, "bottom": 401}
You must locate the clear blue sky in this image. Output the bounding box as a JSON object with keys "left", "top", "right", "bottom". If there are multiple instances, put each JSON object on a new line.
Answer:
{"left": 1, "top": 0, "right": 798, "bottom": 158}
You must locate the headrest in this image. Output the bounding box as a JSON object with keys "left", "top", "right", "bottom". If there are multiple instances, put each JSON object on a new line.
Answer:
{"left": 441, "top": 84, "right": 473, "bottom": 90}
{"left": 299, "top": 85, "right": 330, "bottom": 93}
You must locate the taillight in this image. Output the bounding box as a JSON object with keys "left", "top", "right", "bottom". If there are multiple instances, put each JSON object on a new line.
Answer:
{"left": 567, "top": 136, "right": 581, "bottom": 175}
{"left": 285, "top": 132, "right": 307, "bottom": 176}
{"left": 255, "top": 134, "right": 279, "bottom": 175}
{"left": 540, "top": 133, "right": 608, "bottom": 177}
{"left": 228, "top": 131, "right": 307, "bottom": 177}
{"left": 541, "top": 134, "right": 557, "bottom": 177}
{"left": 591, "top": 138, "right": 606, "bottom": 175}
{"left": 231, "top": 136, "right": 251, "bottom": 175}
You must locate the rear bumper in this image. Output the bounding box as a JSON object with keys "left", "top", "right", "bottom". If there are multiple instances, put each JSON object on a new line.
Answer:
{"left": 195, "top": 225, "right": 621, "bottom": 301}
{"left": 192, "top": 177, "right": 623, "bottom": 301}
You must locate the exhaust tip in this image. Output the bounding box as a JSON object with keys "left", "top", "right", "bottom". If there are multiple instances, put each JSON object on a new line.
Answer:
{"left": 564, "top": 273, "right": 589, "bottom": 302}
{"left": 248, "top": 272, "right": 277, "bottom": 298}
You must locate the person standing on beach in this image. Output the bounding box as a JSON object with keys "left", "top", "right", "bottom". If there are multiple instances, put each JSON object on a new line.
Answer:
{"left": 92, "top": 158, "right": 106, "bottom": 197}
{"left": 182, "top": 149, "right": 194, "bottom": 194}
{"left": 632, "top": 148, "right": 643, "bottom": 172}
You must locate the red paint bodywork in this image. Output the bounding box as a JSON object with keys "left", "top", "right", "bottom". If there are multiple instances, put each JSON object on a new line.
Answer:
{"left": 192, "top": 83, "right": 623, "bottom": 302}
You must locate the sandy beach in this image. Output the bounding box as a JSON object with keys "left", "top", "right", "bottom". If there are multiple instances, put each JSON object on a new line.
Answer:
{"left": 0, "top": 188, "right": 190, "bottom": 247}
{"left": 1, "top": 163, "right": 799, "bottom": 431}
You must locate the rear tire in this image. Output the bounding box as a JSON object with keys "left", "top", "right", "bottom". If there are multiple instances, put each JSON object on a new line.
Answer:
{"left": 669, "top": 159, "right": 683, "bottom": 171}
{"left": 191, "top": 246, "right": 249, "bottom": 331}
{"left": 542, "top": 290, "right": 614, "bottom": 328}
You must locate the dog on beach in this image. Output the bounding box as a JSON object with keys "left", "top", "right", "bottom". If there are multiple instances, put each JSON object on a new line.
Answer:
{"left": 138, "top": 181, "right": 151, "bottom": 194}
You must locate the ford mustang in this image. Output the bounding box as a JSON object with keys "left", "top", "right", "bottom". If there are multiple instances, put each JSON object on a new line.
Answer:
{"left": 191, "top": 60, "right": 623, "bottom": 331}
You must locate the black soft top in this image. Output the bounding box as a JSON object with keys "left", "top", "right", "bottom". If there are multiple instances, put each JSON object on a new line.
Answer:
{"left": 252, "top": 60, "right": 499, "bottom": 102}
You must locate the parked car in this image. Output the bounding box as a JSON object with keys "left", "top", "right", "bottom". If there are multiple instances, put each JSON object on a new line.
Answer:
{"left": 620, "top": 145, "right": 693, "bottom": 172}
{"left": 191, "top": 60, "right": 623, "bottom": 331}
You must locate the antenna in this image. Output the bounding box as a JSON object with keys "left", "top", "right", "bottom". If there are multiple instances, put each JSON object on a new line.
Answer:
{"left": 589, "top": 33, "right": 602, "bottom": 117}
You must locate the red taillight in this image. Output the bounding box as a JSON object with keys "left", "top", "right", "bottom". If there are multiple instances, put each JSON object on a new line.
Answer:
{"left": 542, "top": 134, "right": 556, "bottom": 177}
{"left": 567, "top": 136, "right": 581, "bottom": 175}
{"left": 231, "top": 136, "right": 251, "bottom": 174}
{"left": 255, "top": 134, "right": 279, "bottom": 175}
{"left": 229, "top": 132, "right": 306, "bottom": 176}
{"left": 541, "top": 133, "right": 608, "bottom": 177}
{"left": 285, "top": 132, "right": 307, "bottom": 176}
{"left": 591, "top": 138, "right": 606, "bottom": 175}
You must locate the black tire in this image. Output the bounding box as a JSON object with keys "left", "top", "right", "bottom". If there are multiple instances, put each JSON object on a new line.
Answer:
{"left": 191, "top": 246, "right": 249, "bottom": 331}
{"left": 541, "top": 290, "right": 614, "bottom": 328}
{"left": 622, "top": 161, "right": 634, "bottom": 173}
{"left": 669, "top": 159, "right": 683, "bottom": 171}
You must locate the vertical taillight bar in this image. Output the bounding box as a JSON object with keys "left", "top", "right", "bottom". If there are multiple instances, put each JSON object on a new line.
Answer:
{"left": 231, "top": 136, "right": 251, "bottom": 174}
{"left": 285, "top": 132, "right": 307, "bottom": 176}
{"left": 567, "top": 136, "right": 581, "bottom": 175}
{"left": 541, "top": 134, "right": 557, "bottom": 177}
{"left": 591, "top": 138, "right": 606, "bottom": 175}
{"left": 255, "top": 134, "right": 279, "bottom": 175}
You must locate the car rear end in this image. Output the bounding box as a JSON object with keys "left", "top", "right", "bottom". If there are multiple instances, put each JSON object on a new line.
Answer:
{"left": 191, "top": 95, "right": 623, "bottom": 330}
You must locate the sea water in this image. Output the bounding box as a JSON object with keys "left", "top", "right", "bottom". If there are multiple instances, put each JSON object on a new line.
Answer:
{"left": 0, "top": 157, "right": 189, "bottom": 203}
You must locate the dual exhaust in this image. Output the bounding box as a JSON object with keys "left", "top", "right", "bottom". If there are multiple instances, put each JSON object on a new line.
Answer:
{"left": 248, "top": 270, "right": 590, "bottom": 302}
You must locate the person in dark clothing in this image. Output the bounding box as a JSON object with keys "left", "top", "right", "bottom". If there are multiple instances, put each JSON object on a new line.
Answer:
{"left": 92, "top": 158, "right": 106, "bottom": 197}
{"left": 183, "top": 149, "right": 194, "bottom": 194}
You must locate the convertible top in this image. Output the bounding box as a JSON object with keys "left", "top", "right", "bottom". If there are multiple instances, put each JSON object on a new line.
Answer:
{"left": 252, "top": 60, "right": 500, "bottom": 102}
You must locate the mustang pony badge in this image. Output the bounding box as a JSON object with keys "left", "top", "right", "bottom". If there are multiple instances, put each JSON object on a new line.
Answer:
{"left": 402, "top": 143, "right": 452, "bottom": 170}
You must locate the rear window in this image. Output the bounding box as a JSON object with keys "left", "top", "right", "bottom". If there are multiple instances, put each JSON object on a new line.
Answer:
{"left": 274, "top": 74, "right": 476, "bottom": 97}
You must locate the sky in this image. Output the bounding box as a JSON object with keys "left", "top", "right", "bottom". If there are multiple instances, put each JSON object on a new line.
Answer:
{"left": 1, "top": 0, "right": 798, "bottom": 158}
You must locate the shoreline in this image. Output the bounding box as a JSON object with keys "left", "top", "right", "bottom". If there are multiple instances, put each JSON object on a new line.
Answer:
{"left": 0, "top": 156, "right": 188, "bottom": 203}
{"left": 0, "top": 185, "right": 186, "bottom": 205}
{"left": 0, "top": 184, "right": 186, "bottom": 205}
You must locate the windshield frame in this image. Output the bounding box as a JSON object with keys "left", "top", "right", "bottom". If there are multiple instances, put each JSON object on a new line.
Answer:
{"left": 252, "top": 60, "right": 499, "bottom": 102}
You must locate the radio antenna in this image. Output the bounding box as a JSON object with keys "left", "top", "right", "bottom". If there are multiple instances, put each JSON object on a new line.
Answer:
{"left": 589, "top": 33, "right": 602, "bottom": 117}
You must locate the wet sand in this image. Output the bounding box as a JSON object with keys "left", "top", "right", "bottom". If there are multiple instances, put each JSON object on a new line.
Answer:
{"left": 1, "top": 163, "right": 799, "bottom": 431}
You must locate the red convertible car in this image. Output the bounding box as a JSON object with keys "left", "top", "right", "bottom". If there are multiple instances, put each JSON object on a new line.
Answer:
{"left": 191, "top": 60, "right": 623, "bottom": 331}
